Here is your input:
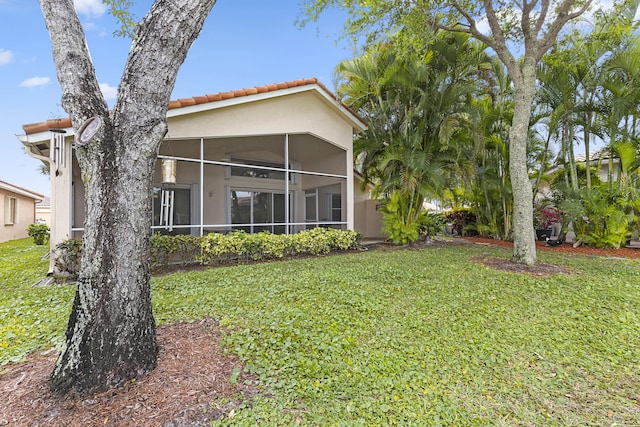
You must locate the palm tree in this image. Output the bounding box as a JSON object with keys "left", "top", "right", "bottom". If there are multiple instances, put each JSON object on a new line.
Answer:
{"left": 337, "top": 32, "right": 492, "bottom": 243}
{"left": 469, "top": 60, "right": 514, "bottom": 239}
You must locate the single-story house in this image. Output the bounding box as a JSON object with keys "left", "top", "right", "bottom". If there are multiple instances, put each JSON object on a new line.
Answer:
{"left": 36, "top": 196, "right": 51, "bottom": 225}
{"left": 536, "top": 146, "right": 626, "bottom": 201}
{"left": 17, "top": 78, "right": 384, "bottom": 268}
{"left": 574, "top": 147, "right": 622, "bottom": 182}
{"left": 0, "top": 180, "right": 43, "bottom": 243}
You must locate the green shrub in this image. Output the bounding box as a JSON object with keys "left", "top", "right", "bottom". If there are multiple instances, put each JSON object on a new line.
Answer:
{"left": 418, "top": 212, "right": 446, "bottom": 239}
{"left": 201, "top": 228, "right": 360, "bottom": 264}
{"left": 379, "top": 190, "right": 422, "bottom": 245}
{"left": 54, "top": 229, "right": 361, "bottom": 278}
{"left": 150, "top": 233, "right": 202, "bottom": 271}
{"left": 26, "top": 223, "right": 50, "bottom": 246}
{"left": 560, "top": 185, "right": 634, "bottom": 248}
{"left": 382, "top": 214, "right": 419, "bottom": 245}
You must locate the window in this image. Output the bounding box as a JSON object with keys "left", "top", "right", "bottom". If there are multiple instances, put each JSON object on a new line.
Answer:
{"left": 305, "top": 187, "right": 343, "bottom": 229}
{"left": 305, "top": 189, "right": 318, "bottom": 228}
{"left": 329, "top": 193, "right": 342, "bottom": 222}
{"left": 230, "top": 190, "right": 289, "bottom": 234}
{"left": 4, "top": 196, "right": 17, "bottom": 225}
{"left": 228, "top": 159, "right": 294, "bottom": 182}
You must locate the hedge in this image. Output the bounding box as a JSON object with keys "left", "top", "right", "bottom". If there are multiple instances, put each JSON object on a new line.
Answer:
{"left": 54, "top": 228, "right": 361, "bottom": 280}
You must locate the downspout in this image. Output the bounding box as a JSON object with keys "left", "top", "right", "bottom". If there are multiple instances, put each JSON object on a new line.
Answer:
{"left": 19, "top": 138, "right": 55, "bottom": 275}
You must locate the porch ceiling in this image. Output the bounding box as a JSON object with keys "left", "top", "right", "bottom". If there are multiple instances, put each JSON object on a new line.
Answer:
{"left": 161, "top": 133, "right": 344, "bottom": 165}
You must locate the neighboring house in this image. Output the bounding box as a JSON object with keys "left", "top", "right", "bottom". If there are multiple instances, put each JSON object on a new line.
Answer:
{"left": 0, "top": 180, "right": 43, "bottom": 243}
{"left": 36, "top": 196, "right": 51, "bottom": 225}
{"left": 17, "top": 78, "right": 383, "bottom": 268}
{"left": 537, "top": 147, "right": 623, "bottom": 200}
{"left": 574, "top": 147, "right": 621, "bottom": 183}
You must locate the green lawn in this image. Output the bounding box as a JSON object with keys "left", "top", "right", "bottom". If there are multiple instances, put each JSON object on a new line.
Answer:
{"left": 2, "top": 238, "right": 640, "bottom": 425}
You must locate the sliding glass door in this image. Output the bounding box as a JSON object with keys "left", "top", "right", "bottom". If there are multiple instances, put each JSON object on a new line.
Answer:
{"left": 230, "top": 190, "right": 290, "bottom": 234}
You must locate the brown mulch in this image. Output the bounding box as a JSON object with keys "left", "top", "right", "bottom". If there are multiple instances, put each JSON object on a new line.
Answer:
{"left": 0, "top": 319, "right": 257, "bottom": 426}
{"left": 464, "top": 236, "right": 640, "bottom": 259}
{"left": 464, "top": 236, "right": 640, "bottom": 276}
{"left": 471, "top": 255, "right": 571, "bottom": 276}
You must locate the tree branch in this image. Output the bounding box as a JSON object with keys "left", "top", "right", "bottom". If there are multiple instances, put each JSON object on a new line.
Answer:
{"left": 481, "top": 0, "right": 520, "bottom": 80}
{"left": 534, "top": 0, "right": 550, "bottom": 35}
{"left": 522, "top": 0, "right": 537, "bottom": 18}
{"left": 521, "top": 0, "right": 540, "bottom": 52}
{"left": 481, "top": 0, "right": 509, "bottom": 52}
{"left": 114, "top": 0, "right": 217, "bottom": 135}
{"left": 38, "top": 0, "right": 108, "bottom": 126}
{"left": 535, "top": 0, "right": 592, "bottom": 60}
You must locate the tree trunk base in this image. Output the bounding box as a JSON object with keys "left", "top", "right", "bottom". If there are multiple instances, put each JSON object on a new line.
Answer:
{"left": 50, "top": 282, "right": 158, "bottom": 396}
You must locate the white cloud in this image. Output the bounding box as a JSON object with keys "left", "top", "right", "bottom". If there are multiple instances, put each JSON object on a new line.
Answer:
{"left": 100, "top": 82, "right": 118, "bottom": 100}
{"left": 20, "top": 77, "right": 51, "bottom": 88}
{"left": 475, "top": 16, "right": 490, "bottom": 36}
{"left": 82, "top": 22, "right": 109, "bottom": 37}
{"left": 0, "top": 48, "right": 13, "bottom": 65}
{"left": 83, "top": 22, "right": 99, "bottom": 31}
{"left": 74, "top": 0, "right": 107, "bottom": 18}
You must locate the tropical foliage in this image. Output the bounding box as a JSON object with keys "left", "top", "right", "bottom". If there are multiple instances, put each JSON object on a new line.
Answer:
{"left": 534, "top": 4, "right": 640, "bottom": 248}
{"left": 341, "top": 32, "right": 498, "bottom": 243}
{"left": 334, "top": 1, "right": 640, "bottom": 248}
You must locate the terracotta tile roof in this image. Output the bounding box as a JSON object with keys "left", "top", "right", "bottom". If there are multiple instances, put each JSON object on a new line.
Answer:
{"left": 22, "top": 118, "right": 73, "bottom": 136}
{"left": 574, "top": 147, "right": 614, "bottom": 162}
{"left": 22, "top": 78, "right": 364, "bottom": 135}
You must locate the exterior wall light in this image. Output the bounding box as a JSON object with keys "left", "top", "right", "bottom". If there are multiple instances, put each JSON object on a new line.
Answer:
{"left": 161, "top": 159, "right": 177, "bottom": 184}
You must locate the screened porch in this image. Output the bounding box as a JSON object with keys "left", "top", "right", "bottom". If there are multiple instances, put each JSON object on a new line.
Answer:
{"left": 70, "top": 133, "right": 349, "bottom": 238}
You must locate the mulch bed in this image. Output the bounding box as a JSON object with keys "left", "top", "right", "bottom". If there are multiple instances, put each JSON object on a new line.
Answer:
{"left": 471, "top": 254, "right": 571, "bottom": 276}
{"left": 464, "top": 236, "right": 639, "bottom": 276}
{"left": 464, "top": 236, "right": 640, "bottom": 259}
{"left": 0, "top": 319, "right": 257, "bottom": 426}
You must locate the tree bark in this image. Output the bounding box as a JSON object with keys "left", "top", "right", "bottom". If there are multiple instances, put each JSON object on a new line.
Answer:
{"left": 508, "top": 59, "right": 537, "bottom": 265}
{"left": 40, "top": 0, "right": 216, "bottom": 395}
{"left": 432, "top": 0, "right": 591, "bottom": 264}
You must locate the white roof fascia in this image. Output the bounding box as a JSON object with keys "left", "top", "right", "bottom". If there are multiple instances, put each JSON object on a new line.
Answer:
{"left": 0, "top": 182, "right": 43, "bottom": 200}
{"left": 16, "top": 127, "right": 75, "bottom": 145}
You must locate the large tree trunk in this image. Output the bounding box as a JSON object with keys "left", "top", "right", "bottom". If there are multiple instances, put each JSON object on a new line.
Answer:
{"left": 49, "top": 123, "right": 161, "bottom": 393}
{"left": 40, "top": 0, "right": 216, "bottom": 395}
{"left": 508, "top": 59, "right": 537, "bottom": 265}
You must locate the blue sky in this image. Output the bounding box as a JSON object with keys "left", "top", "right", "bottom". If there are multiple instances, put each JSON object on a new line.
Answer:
{"left": 0, "top": 0, "right": 353, "bottom": 196}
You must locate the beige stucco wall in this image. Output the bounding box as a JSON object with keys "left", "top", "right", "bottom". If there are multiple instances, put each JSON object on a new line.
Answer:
{"left": 166, "top": 91, "right": 355, "bottom": 151}
{"left": 35, "top": 205, "right": 51, "bottom": 225}
{"left": 1, "top": 188, "right": 37, "bottom": 242}
{"left": 353, "top": 177, "right": 384, "bottom": 239}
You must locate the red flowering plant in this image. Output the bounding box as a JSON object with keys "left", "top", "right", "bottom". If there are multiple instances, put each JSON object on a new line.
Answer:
{"left": 444, "top": 208, "right": 477, "bottom": 236}
{"left": 533, "top": 206, "right": 561, "bottom": 229}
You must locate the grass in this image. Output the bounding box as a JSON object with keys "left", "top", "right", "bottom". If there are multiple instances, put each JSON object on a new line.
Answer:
{"left": 0, "top": 238, "right": 71, "bottom": 364}
{"left": 2, "top": 238, "right": 640, "bottom": 425}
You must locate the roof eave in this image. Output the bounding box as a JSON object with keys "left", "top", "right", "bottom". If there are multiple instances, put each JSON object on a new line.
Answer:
{"left": 0, "top": 181, "right": 44, "bottom": 201}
